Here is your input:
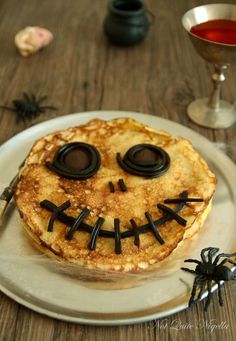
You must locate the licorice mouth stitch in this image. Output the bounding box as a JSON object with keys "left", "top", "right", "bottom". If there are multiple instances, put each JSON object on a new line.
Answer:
{"left": 40, "top": 191, "right": 203, "bottom": 254}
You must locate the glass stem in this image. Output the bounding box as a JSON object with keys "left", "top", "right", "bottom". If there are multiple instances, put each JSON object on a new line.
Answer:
{"left": 208, "top": 65, "right": 227, "bottom": 111}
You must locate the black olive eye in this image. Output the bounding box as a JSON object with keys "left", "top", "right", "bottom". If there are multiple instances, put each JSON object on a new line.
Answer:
{"left": 46, "top": 142, "right": 101, "bottom": 179}
{"left": 116, "top": 144, "right": 170, "bottom": 178}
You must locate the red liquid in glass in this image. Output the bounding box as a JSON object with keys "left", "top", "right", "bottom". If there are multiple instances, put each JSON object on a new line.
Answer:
{"left": 190, "top": 19, "right": 236, "bottom": 45}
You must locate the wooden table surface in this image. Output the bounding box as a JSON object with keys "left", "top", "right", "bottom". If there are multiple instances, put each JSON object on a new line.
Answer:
{"left": 0, "top": 0, "right": 236, "bottom": 340}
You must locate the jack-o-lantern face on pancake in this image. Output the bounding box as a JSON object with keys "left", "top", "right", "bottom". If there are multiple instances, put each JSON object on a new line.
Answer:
{"left": 43, "top": 140, "right": 173, "bottom": 251}
{"left": 15, "top": 118, "right": 216, "bottom": 270}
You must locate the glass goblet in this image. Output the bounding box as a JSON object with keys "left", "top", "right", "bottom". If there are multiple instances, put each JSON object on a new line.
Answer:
{"left": 182, "top": 4, "right": 236, "bottom": 129}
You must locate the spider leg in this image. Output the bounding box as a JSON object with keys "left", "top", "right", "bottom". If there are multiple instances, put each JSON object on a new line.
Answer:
{"left": 0, "top": 106, "right": 16, "bottom": 111}
{"left": 213, "top": 252, "right": 236, "bottom": 265}
{"left": 18, "top": 110, "right": 27, "bottom": 123}
{"left": 181, "top": 267, "right": 197, "bottom": 274}
{"left": 215, "top": 280, "right": 224, "bottom": 306}
{"left": 204, "top": 279, "right": 212, "bottom": 311}
{"left": 188, "top": 276, "right": 205, "bottom": 307}
{"left": 201, "top": 247, "right": 219, "bottom": 263}
{"left": 23, "top": 93, "right": 31, "bottom": 103}
{"left": 196, "top": 276, "right": 207, "bottom": 301}
{"left": 219, "top": 258, "right": 236, "bottom": 266}
{"left": 16, "top": 111, "right": 22, "bottom": 123}
{"left": 184, "top": 259, "right": 201, "bottom": 265}
{"left": 31, "top": 93, "right": 36, "bottom": 102}
{"left": 188, "top": 276, "right": 200, "bottom": 306}
{"left": 208, "top": 248, "right": 219, "bottom": 263}
{"left": 38, "top": 96, "right": 47, "bottom": 103}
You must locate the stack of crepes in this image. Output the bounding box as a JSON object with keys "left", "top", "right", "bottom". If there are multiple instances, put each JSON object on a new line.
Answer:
{"left": 15, "top": 118, "right": 216, "bottom": 272}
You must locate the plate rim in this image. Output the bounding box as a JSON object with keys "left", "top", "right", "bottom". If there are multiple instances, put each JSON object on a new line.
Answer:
{"left": 0, "top": 110, "right": 236, "bottom": 325}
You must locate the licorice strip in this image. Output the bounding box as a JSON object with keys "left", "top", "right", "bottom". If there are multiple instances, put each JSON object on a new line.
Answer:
{"left": 40, "top": 195, "right": 187, "bottom": 238}
{"left": 116, "top": 144, "right": 170, "bottom": 178}
{"left": 88, "top": 217, "right": 105, "bottom": 250}
{"left": 108, "top": 181, "right": 115, "bottom": 193}
{"left": 40, "top": 200, "right": 114, "bottom": 237}
{"left": 164, "top": 198, "right": 203, "bottom": 204}
{"left": 46, "top": 142, "right": 101, "bottom": 180}
{"left": 40, "top": 190, "right": 190, "bottom": 245}
{"left": 130, "top": 218, "right": 140, "bottom": 247}
{"left": 157, "top": 204, "right": 187, "bottom": 226}
{"left": 114, "top": 218, "right": 122, "bottom": 254}
{"left": 118, "top": 179, "right": 127, "bottom": 192}
{"left": 46, "top": 200, "right": 70, "bottom": 232}
{"left": 145, "top": 212, "right": 165, "bottom": 245}
{"left": 66, "top": 207, "right": 90, "bottom": 240}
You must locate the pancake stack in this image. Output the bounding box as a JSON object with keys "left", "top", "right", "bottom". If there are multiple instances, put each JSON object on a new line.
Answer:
{"left": 15, "top": 118, "right": 216, "bottom": 272}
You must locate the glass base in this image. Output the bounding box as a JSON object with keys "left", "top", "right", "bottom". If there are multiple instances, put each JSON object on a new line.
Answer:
{"left": 187, "top": 98, "right": 236, "bottom": 129}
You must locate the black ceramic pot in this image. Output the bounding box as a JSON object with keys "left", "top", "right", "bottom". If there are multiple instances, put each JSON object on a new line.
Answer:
{"left": 104, "top": 0, "right": 153, "bottom": 46}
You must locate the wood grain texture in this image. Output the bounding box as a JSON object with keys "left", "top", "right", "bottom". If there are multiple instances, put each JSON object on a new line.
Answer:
{"left": 0, "top": 0, "right": 235, "bottom": 340}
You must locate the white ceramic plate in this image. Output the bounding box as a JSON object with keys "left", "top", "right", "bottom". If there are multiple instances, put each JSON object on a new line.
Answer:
{"left": 0, "top": 111, "right": 235, "bottom": 325}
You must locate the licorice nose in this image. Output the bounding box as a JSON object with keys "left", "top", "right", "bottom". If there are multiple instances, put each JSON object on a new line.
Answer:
{"left": 108, "top": 179, "right": 127, "bottom": 192}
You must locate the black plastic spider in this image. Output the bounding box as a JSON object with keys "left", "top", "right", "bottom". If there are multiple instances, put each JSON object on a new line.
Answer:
{"left": 0, "top": 93, "right": 57, "bottom": 123}
{"left": 181, "top": 247, "right": 236, "bottom": 311}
